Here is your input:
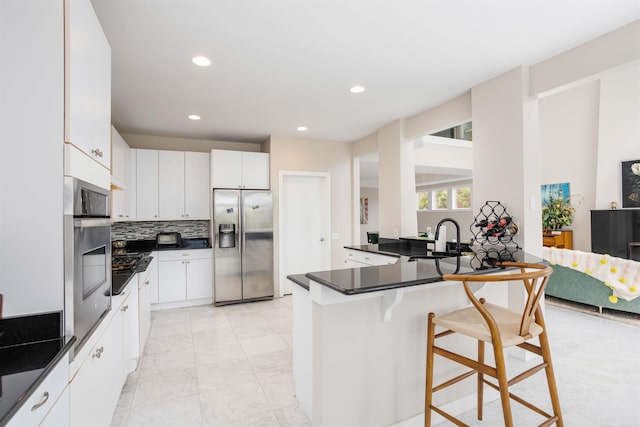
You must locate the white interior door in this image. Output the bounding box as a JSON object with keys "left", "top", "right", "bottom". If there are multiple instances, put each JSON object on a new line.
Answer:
{"left": 280, "top": 172, "right": 331, "bottom": 295}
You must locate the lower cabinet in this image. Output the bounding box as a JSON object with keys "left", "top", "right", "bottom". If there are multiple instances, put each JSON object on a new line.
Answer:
{"left": 69, "top": 280, "right": 139, "bottom": 427}
{"left": 69, "top": 308, "right": 123, "bottom": 427}
{"left": 157, "top": 249, "right": 213, "bottom": 305}
{"left": 343, "top": 249, "right": 399, "bottom": 268}
{"left": 7, "top": 353, "right": 70, "bottom": 427}
{"left": 138, "top": 255, "right": 157, "bottom": 353}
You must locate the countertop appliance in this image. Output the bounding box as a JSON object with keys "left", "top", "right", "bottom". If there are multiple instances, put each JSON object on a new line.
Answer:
{"left": 213, "top": 189, "right": 274, "bottom": 305}
{"left": 64, "top": 177, "right": 111, "bottom": 356}
{"left": 156, "top": 231, "right": 182, "bottom": 248}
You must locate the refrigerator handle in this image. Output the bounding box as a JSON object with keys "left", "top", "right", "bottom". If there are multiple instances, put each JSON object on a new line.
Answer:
{"left": 241, "top": 196, "right": 246, "bottom": 254}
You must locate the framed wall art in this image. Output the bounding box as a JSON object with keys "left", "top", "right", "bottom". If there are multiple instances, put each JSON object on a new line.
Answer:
{"left": 621, "top": 160, "right": 640, "bottom": 208}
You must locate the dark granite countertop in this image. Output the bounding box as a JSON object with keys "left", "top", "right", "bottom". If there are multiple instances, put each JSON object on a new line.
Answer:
{"left": 112, "top": 253, "right": 155, "bottom": 295}
{"left": 287, "top": 274, "right": 310, "bottom": 290}
{"left": 0, "top": 311, "right": 75, "bottom": 426}
{"left": 300, "top": 250, "right": 544, "bottom": 295}
{"left": 119, "top": 237, "right": 211, "bottom": 253}
{"left": 345, "top": 237, "right": 472, "bottom": 259}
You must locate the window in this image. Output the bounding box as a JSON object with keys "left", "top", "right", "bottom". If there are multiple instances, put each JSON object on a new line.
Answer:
{"left": 430, "top": 121, "right": 472, "bottom": 141}
{"left": 417, "top": 191, "right": 429, "bottom": 210}
{"left": 433, "top": 189, "right": 448, "bottom": 210}
{"left": 416, "top": 185, "right": 472, "bottom": 211}
{"left": 454, "top": 186, "right": 471, "bottom": 209}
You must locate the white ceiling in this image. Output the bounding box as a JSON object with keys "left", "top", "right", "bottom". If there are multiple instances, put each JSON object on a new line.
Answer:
{"left": 91, "top": 0, "right": 640, "bottom": 144}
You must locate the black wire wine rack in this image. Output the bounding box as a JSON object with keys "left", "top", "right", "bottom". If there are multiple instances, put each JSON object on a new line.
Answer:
{"left": 470, "top": 201, "right": 521, "bottom": 270}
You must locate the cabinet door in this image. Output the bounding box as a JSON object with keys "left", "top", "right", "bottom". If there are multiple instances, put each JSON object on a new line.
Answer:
{"left": 158, "top": 150, "right": 185, "bottom": 219}
{"left": 186, "top": 257, "right": 213, "bottom": 300}
{"left": 211, "top": 149, "right": 242, "bottom": 188}
{"left": 147, "top": 253, "right": 159, "bottom": 304}
{"left": 66, "top": 0, "right": 110, "bottom": 169}
{"left": 136, "top": 149, "right": 159, "bottom": 219}
{"left": 121, "top": 286, "right": 140, "bottom": 375}
{"left": 128, "top": 149, "right": 137, "bottom": 219}
{"left": 70, "top": 312, "right": 121, "bottom": 427}
{"left": 40, "top": 386, "right": 70, "bottom": 427}
{"left": 185, "top": 151, "right": 210, "bottom": 218}
{"left": 138, "top": 275, "right": 151, "bottom": 352}
{"left": 111, "top": 127, "right": 130, "bottom": 220}
{"left": 242, "top": 152, "right": 270, "bottom": 189}
{"left": 158, "top": 260, "right": 187, "bottom": 303}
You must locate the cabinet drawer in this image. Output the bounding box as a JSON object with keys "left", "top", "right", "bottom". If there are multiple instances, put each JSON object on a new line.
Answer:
{"left": 7, "top": 353, "right": 69, "bottom": 427}
{"left": 158, "top": 249, "right": 212, "bottom": 262}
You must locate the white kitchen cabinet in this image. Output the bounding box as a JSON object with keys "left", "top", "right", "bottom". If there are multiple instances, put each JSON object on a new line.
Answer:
{"left": 184, "top": 151, "right": 210, "bottom": 218}
{"left": 159, "top": 150, "right": 185, "bottom": 219}
{"left": 40, "top": 386, "right": 70, "bottom": 427}
{"left": 343, "top": 249, "right": 398, "bottom": 267}
{"left": 186, "top": 257, "right": 214, "bottom": 300}
{"left": 111, "top": 126, "right": 132, "bottom": 220}
{"left": 138, "top": 253, "right": 157, "bottom": 351}
{"left": 69, "top": 308, "right": 122, "bottom": 427}
{"left": 136, "top": 149, "right": 159, "bottom": 220}
{"left": 6, "top": 353, "right": 69, "bottom": 427}
{"left": 127, "top": 148, "right": 138, "bottom": 219}
{"left": 211, "top": 149, "right": 269, "bottom": 189}
{"left": 157, "top": 249, "right": 213, "bottom": 305}
{"left": 65, "top": 0, "right": 111, "bottom": 169}
{"left": 120, "top": 285, "right": 140, "bottom": 376}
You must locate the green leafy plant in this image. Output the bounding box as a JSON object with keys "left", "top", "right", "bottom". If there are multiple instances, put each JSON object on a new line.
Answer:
{"left": 542, "top": 190, "right": 575, "bottom": 231}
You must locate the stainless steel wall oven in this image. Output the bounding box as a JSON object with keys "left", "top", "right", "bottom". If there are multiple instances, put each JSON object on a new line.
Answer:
{"left": 64, "top": 177, "right": 111, "bottom": 355}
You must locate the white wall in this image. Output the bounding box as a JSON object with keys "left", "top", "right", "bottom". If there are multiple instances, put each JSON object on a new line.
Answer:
{"left": 269, "top": 136, "right": 352, "bottom": 293}
{"left": 539, "top": 81, "right": 600, "bottom": 251}
{"left": 595, "top": 62, "right": 640, "bottom": 209}
{"left": 0, "top": 0, "right": 65, "bottom": 316}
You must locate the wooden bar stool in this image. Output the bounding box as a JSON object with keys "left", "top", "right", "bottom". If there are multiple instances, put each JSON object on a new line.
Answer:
{"left": 424, "top": 262, "right": 563, "bottom": 427}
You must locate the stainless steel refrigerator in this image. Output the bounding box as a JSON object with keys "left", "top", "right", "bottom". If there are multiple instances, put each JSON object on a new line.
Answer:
{"left": 213, "top": 189, "right": 274, "bottom": 305}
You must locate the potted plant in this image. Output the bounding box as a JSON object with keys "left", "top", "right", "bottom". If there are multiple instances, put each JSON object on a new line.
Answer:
{"left": 542, "top": 190, "right": 575, "bottom": 232}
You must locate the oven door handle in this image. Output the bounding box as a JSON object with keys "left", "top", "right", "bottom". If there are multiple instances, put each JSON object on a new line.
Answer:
{"left": 73, "top": 218, "right": 111, "bottom": 228}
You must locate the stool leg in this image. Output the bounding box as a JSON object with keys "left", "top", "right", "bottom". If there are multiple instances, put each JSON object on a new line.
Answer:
{"left": 539, "top": 330, "right": 564, "bottom": 426}
{"left": 477, "top": 339, "right": 484, "bottom": 421}
{"left": 493, "top": 341, "right": 513, "bottom": 427}
{"left": 425, "top": 313, "right": 436, "bottom": 427}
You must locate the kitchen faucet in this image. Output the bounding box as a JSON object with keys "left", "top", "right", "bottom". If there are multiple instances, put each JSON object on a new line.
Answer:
{"left": 434, "top": 218, "right": 461, "bottom": 255}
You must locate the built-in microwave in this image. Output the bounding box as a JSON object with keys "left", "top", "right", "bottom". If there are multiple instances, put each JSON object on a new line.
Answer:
{"left": 64, "top": 177, "right": 111, "bottom": 356}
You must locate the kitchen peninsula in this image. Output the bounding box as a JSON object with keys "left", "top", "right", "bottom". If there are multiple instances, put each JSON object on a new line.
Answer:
{"left": 288, "top": 251, "right": 542, "bottom": 427}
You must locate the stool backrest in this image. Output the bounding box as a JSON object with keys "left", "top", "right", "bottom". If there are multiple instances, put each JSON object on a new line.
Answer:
{"left": 443, "top": 262, "right": 554, "bottom": 338}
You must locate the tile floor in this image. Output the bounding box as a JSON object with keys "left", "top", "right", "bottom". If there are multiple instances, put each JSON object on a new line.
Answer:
{"left": 111, "top": 296, "right": 640, "bottom": 427}
{"left": 110, "top": 297, "right": 310, "bottom": 427}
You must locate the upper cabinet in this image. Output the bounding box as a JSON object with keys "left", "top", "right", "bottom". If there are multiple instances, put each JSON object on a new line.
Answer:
{"left": 136, "top": 149, "right": 160, "bottom": 220}
{"left": 159, "top": 150, "right": 210, "bottom": 219}
{"left": 211, "top": 149, "right": 269, "bottom": 190}
{"left": 65, "top": 0, "right": 111, "bottom": 169}
{"left": 111, "top": 126, "right": 132, "bottom": 220}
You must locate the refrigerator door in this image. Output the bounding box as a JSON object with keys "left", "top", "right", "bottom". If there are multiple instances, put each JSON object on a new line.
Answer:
{"left": 213, "top": 189, "right": 242, "bottom": 304}
{"left": 241, "top": 191, "right": 274, "bottom": 300}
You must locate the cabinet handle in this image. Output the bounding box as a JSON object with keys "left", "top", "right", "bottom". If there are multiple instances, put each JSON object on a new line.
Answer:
{"left": 121, "top": 305, "right": 129, "bottom": 312}
{"left": 144, "top": 280, "right": 150, "bottom": 285}
{"left": 154, "top": 215, "right": 158, "bottom": 218}
{"left": 91, "top": 148, "right": 104, "bottom": 158}
{"left": 118, "top": 214, "right": 124, "bottom": 218}
{"left": 182, "top": 254, "right": 190, "bottom": 256}
{"left": 31, "top": 392, "right": 49, "bottom": 411}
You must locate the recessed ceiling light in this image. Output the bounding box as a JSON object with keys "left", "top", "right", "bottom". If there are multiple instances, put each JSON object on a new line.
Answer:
{"left": 188, "top": 114, "right": 201, "bottom": 120}
{"left": 192, "top": 56, "right": 211, "bottom": 67}
{"left": 350, "top": 85, "right": 365, "bottom": 94}
{"left": 297, "top": 126, "right": 308, "bottom": 132}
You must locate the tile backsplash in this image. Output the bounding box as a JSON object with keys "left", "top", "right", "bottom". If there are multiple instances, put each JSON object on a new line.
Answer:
{"left": 111, "top": 220, "right": 210, "bottom": 241}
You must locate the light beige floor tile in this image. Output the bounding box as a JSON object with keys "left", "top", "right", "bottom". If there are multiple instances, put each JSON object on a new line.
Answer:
{"left": 217, "top": 411, "right": 280, "bottom": 427}
{"left": 126, "top": 395, "right": 202, "bottom": 427}
{"left": 273, "top": 404, "right": 312, "bottom": 427}
{"left": 143, "top": 332, "right": 194, "bottom": 356}
{"left": 191, "top": 315, "right": 231, "bottom": 333}
{"left": 232, "top": 323, "right": 276, "bottom": 340}
{"left": 132, "top": 367, "right": 198, "bottom": 408}
{"left": 199, "top": 380, "right": 272, "bottom": 425}
{"left": 148, "top": 321, "right": 193, "bottom": 339}
{"left": 197, "top": 357, "right": 257, "bottom": 391}
{"left": 239, "top": 333, "right": 288, "bottom": 356}
{"left": 192, "top": 326, "right": 238, "bottom": 345}
{"left": 137, "top": 349, "right": 196, "bottom": 378}
{"left": 259, "top": 372, "right": 298, "bottom": 410}
{"left": 150, "top": 308, "right": 191, "bottom": 326}
{"left": 194, "top": 338, "right": 246, "bottom": 365}
{"left": 247, "top": 348, "right": 292, "bottom": 379}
